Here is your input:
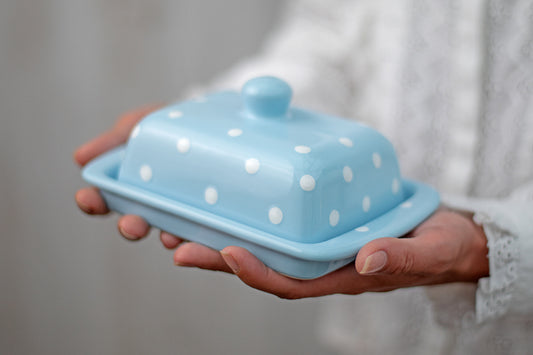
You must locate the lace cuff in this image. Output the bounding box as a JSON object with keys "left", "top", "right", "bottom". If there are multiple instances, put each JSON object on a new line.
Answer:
{"left": 473, "top": 211, "right": 520, "bottom": 323}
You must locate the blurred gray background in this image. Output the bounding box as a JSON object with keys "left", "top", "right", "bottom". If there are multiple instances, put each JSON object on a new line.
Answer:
{"left": 0, "top": 1, "right": 335, "bottom": 354}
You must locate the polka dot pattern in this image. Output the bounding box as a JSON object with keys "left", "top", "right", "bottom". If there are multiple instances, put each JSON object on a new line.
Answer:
{"left": 168, "top": 110, "right": 183, "bottom": 119}
{"left": 339, "top": 137, "right": 353, "bottom": 147}
{"left": 294, "top": 145, "right": 311, "bottom": 154}
{"left": 329, "top": 210, "right": 340, "bottom": 227}
{"left": 135, "top": 107, "right": 414, "bottom": 236}
{"left": 140, "top": 165, "right": 152, "bottom": 182}
{"left": 373, "top": 153, "right": 382, "bottom": 168}
{"left": 343, "top": 166, "right": 353, "bottom": 182}
{"left": 299, "top": 175, "right": 316, "bottom": 191}
{"left": 362, "top": 196, "right": 371, "bottom": 212}
{"left": 245, "top": 158, "right": 260, "bottom": 174}
{"left": 130, "top": 125, "right": 141, "bottom": 139}
{"left": 392, "top": 178, "right": 400, "bottom": 194}
{"left": 177, "top": 138, "right": 190, "bottom": 153}
{"left": 269, "top": 207, "right": 283, "bottom": 225}
{"left": 205, "top": 187, "right": 218, "bottom": 205}
{"left": 228, "top": 128, "right": 243, "bottom": 137}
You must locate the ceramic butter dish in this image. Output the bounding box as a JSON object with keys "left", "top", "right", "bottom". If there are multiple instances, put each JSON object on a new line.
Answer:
{"left": 82, "top": 76, "right": 440, "bottom": 279}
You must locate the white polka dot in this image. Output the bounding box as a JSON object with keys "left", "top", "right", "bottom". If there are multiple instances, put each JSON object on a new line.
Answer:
{"left": 245, "top": 158, "right": 260, "bottom": 174}
{"left": 343, "top": 166, "right": 353, "bottom": 182}
{"left": 392, "top": 178, "right": 400, "bottom": 194}
{"left": 299, "top": 175, "right": 316, "bottom": 191}
{"left": 204, "top": 187, "right": 218, "bottom": 205}
{"left": 372, "top": 153, "right": 382, "bottom": 168}
{"left": 356, "top": 226, "right": 369, "bottom": 232}
{"left": 362, "top": 196, "right": 371, "bottom": 212}
{"left": 177, "top": 138, "right": 190, "bottom": 153}
{"left": 329, "top": 210, "right": 340, "bottom": 227}
{"left": 339, "top": 137, "right": 353, "bottom": 147}
{"left": 140, "top": 165, "right": 152, "bottom": 182}
{"left": 168, "top": 110, "right": 183, "bottom": 118}
{"left": 401, "top": 201, "right": 412, "bottom": 208}
{"left": 130, "top": 125, "right": 141, "bottom": 139}
{"left": 228, "top": 128, "right": 243, "bottom": 137}
{"left": 294, "top": 145, "right": 311, "bottom": 154}
{"left": 269, "top": 207, "right": 283, "bottom": 225}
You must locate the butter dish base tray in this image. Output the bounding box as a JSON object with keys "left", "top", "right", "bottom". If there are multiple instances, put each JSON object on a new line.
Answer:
{"left": 82, "top": 146, "right": 440, "bottom": 279}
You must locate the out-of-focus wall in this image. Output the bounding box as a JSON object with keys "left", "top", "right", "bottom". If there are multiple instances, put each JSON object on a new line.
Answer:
{"left": 0, "top": 1, "right": 335, "bottom": 354}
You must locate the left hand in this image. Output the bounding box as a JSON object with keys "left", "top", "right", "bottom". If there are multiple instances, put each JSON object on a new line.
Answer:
{"left": 165, "top": 209, "right": 489, "bottom": 299}
{"left": 74, "top": 104, "right": 162, "bottom": 241}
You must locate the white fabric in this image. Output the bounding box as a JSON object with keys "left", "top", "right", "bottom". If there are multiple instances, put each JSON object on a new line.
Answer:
{"left": 204, "top": 0, "right": 533, "bottom": 353}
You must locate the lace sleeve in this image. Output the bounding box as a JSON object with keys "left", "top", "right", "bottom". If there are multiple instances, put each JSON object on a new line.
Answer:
{"left": 473, "top": 209, "right": 520, "bottom": 322}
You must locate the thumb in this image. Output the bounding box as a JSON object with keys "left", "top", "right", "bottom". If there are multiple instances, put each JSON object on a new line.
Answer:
{"left": 355, "top": 236, "right": 453, "bottom": 276}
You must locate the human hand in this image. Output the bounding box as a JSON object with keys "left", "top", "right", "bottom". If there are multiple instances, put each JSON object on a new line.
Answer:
{"left": 74, "top": 104, "right": 170, "bottom": 242}
{"left": 165, "top": 209, "right": 489, "bottom": 299}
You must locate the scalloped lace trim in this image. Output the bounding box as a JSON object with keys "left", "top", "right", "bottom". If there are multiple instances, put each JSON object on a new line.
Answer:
{"left": 474, "top": 211, "right": 520, "bottom": 323}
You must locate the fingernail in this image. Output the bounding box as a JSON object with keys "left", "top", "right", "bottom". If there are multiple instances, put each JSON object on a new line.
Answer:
{"left": 360, "top": 251, "right": 387, "bottom": 274}
{"left": 220, "top": 251, "right": 239, "bottom": 274}
{"left": 119, "top": 227, "right": 140, "bottom": 240}
{"left": 173, "top": 252, "right": 190, "bottom": 267}
{"left": 174, "top": 260, "right": 187, "bottom": 267}
{"left": 78, "top": 201, "right": 94, "bottom": 214}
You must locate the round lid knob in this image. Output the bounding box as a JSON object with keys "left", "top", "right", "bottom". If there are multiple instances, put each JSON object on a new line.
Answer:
{"left": 241, "top": 76, "right": 292, "bottom": 118}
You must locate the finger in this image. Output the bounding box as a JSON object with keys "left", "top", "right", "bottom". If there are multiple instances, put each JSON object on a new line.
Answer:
{"left": 160, "top": 231, "right": 184, "bottom": 249}
{"left": 220, "top": 246, "right": 317, "bottom": 299}
{"left": 74, "top": 104, "right": 161, "bottom": 167}
{"left": 117, "top": 215, "right": 150, "bottom": 241}
{"left": 75, "top": 187, "right": 109, "bottom": 215}
{"left": 74, "top": 129, "right": 127, "bottom": 167}
{"left": 174, "top": 243, "right": 233, "bottom": 273}
{"left": 112, "top": 103, "right": 162, "bottom": 137}
{"left": 355, "top": 234, "right": 457, "bottom": 277}
{"left": 221, "top": 247, "right": 384, "bottom": 298}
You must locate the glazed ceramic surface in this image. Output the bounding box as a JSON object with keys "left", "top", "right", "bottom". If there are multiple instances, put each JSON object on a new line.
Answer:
{"left": 82, "top": 76, "right": 440, "bottom": 279}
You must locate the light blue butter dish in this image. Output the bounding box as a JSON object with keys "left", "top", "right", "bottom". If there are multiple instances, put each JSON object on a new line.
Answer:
{"left": 82, "top": 76, "right": 440, "bottom": 279}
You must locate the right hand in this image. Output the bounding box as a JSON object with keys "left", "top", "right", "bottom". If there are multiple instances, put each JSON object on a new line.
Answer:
{"left": 73, "top": 104, "right": 184, "bottom": 247}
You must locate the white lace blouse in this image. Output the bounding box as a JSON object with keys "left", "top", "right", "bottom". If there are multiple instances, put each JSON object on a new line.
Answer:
{"left": 200, "top": 0, "right": 533, "bottom": 353}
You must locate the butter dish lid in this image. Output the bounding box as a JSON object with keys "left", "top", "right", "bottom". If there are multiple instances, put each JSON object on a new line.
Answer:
{"left": 117, "top": 77, "right": 409, "bottom": 243}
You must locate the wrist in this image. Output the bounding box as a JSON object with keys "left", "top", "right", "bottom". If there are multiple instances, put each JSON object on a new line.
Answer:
{"left": 454, "top": 210, "right": 490, "bottom": 282}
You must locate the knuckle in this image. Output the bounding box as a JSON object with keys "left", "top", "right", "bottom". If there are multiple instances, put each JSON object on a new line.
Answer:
{"left": 387, "top": 252, "right": 416, "bottom": 275}
{"left": 400, "top": 252, "right": 416, "bottom": 274}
